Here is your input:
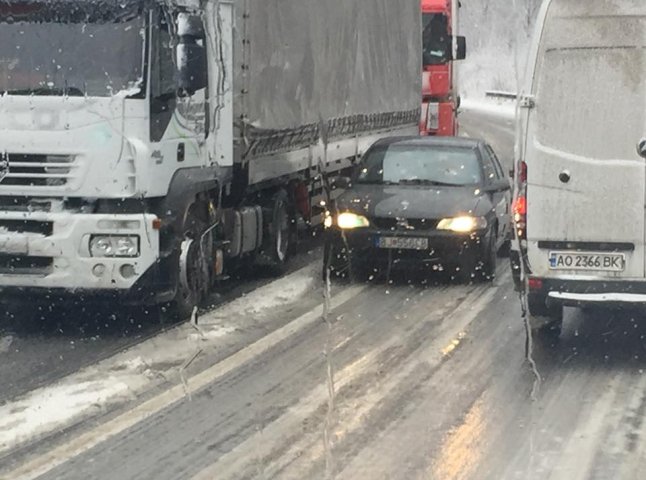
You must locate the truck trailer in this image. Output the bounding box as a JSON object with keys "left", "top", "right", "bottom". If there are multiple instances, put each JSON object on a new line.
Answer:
{"left": 0, "top": 0, "right": 421, "bottom": 319}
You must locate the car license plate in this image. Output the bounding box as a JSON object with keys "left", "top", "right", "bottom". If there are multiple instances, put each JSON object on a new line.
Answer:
{"left": 548, "top": 251, "right": 625, "bottom": 272}
{"left": 377, "top": 237, "right": 428, "bottom": 250}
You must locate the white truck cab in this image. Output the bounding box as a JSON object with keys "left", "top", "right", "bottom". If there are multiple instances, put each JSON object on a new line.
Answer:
{"left": 0, "top": 0, "right": 422, "bottom": 321}
{"left": 513, "top": 0, "right": 646, "bottom": 335}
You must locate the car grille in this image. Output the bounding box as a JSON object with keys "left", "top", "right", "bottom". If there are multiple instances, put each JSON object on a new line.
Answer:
{"left": 0, "top": 154, "right": 77, "bottom": 188}
{"left": 371, "top": 217, "right": 439, "bottom": 231}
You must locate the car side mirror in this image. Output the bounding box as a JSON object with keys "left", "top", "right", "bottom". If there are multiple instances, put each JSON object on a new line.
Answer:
{"left": 333, "top": 176, "right": 352, "bottom": 189}
{"left": 638, "top": 138, "right": 646, "bottom": 159}
{"left": 454, "top": 36, "right": 467, "bottom": 61}
{"left": 176, "top": 14, "right": 207, "bottom": 96}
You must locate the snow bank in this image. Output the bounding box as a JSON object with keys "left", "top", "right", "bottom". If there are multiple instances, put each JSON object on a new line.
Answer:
{"left": 0, "top": 263, "right": 318, "bottom": 455}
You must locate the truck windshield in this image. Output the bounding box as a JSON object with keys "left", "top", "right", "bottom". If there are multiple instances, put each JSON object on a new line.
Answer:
{"left": 356, "top": 145, "right": 482, "bottom": 186}
{"left": 0, "top": 6, "right": 145, "bottom": 97}
{"left": 422, "top": 13, "right": 450, "bottom": 66}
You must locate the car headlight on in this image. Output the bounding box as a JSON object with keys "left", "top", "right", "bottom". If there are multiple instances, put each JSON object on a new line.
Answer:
{"left": 336, "top": 212, "right": 370, "bottom": 230}
{"left": 437, "top": 216, "right": 487, "bottom": 233}
{"left": 90, "top": 235, "right": 140, "bottom": 258}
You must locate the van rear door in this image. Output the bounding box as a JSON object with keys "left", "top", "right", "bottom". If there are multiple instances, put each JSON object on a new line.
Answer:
{"left": 525, "top": 6, "right": 646, "bottom": 279}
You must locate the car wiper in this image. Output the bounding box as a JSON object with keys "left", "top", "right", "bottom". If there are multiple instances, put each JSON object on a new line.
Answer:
{"left": 398, "top": 179, "right": 458, "bottom": 187}
{"left": 355, "top": 180, "right": 400, "bottom": 186}
{"left": 3, "top": 86, "right": 85, "bottom": 97}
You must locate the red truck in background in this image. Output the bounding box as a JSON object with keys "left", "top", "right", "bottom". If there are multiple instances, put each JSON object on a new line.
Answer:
{"left": 420, "top": 0, "right": 466, "bottom": 136}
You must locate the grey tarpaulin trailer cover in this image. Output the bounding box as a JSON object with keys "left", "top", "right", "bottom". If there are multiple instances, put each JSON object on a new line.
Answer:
{"left": 231, "top": 0, "right": 422, "bottom": 168}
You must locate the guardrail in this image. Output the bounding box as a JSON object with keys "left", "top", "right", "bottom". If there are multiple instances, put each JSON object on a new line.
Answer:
{"left": 485, "top": 90, "right": 518, "bottom": 100}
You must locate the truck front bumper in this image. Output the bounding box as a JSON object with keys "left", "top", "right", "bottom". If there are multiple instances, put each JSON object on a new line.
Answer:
{"left": 0, "top": 211, "right": 160, "bottom": 294}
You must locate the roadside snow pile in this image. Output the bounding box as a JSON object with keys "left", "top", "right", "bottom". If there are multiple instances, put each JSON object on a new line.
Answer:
{"left": 0, "top": 264, "right": 318, "bottom": 456}
{"left": 0, "top": 380, "right": 131, "bottom": 452}
{"left": 202, "top": 263, "right": 317, "bottom": 321}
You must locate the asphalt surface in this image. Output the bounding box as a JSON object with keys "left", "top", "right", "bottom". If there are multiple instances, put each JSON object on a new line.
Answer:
{"left": 0, "top": 237, "right": 323, "bottom": 403}
{"left": 5, "top": 108, "right": 646, "bottom": 479}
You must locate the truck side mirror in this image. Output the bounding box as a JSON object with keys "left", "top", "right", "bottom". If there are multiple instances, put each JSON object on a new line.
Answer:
{"left": 638, "top": 138, "right": 646, "bottom": 159}
{"left": 176, "top": 14, "right": 207, "bottom": 96}
{"left": 177, "top": 43, "right": 207, "bottom": 95}
{"left": 455, "top": 36, "right": 467, "bottom": 61}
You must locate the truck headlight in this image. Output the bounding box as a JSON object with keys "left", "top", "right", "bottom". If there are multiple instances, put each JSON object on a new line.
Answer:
{"left": 336, "top": 212, "right": 370, "bottom": 230}
{"left": 90, "top": 235, "right": 140, "bottom": 258}
{"left": 437, "top": 216, "right": 487, "bottom": 233}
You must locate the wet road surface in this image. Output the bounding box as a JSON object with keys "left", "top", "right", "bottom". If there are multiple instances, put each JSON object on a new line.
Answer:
{"left": 4, "top": 108, "right": 646, "bottom": 479}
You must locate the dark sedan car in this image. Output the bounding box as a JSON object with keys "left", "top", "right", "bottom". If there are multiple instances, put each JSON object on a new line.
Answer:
{"left": 323, "top": 136, "right": 511, "bottom": 282}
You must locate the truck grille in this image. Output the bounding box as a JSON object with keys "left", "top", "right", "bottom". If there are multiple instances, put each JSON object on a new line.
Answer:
{"left": 0, "top": 154, "right": 77, "bottom": 187}
{"left": 0, "top": 219, "right": 53, "bottom": 235}
{"left": 0, "top": 255, "right": 53, "bottom": 275}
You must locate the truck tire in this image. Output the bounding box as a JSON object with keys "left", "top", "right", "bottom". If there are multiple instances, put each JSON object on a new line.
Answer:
{"left": 258, "top": 190, "right": 292, "bottom": 275}
{"left": 169, "top": 203, "right": 210, "bottom": 320}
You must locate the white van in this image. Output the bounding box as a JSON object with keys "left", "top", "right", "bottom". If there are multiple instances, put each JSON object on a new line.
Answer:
{"left": 513, "top": 0, "right": 646, "bottom": 335}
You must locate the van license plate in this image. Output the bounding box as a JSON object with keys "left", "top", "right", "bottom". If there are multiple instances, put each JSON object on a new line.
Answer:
{"left": 549, "top": 252, "right": 625, "bottom": 272}
{"left": 377, "top": 237, "right": 428, "bottom": 250}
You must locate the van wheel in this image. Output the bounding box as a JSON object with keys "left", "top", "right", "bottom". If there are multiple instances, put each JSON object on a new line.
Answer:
{"left": 498, "top": 237, "right": 511, "bottom": 258}
{"left": 527, "top": 294, "right": 563, "bottom": 337}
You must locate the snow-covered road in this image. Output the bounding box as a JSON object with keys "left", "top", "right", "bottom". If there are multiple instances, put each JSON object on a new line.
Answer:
{"left": 4, "top": 109, "right": 646, "bottom": 480}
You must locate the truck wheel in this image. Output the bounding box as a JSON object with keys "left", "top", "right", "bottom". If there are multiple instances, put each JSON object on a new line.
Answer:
{"left": 259, "top": 190, "right": 292, "bottom": 275}
{"left": 170, "top": 203, "right": 210, "bottom": 320}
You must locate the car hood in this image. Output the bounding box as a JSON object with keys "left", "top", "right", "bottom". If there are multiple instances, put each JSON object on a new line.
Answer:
{"left": 334, "top": 183, "right": 492, "bottom": 219}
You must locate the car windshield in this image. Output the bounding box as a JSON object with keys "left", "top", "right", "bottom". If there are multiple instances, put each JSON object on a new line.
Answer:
{"left": 0, "top": 5, "right": 145, "bottom": 97}
{"left": 356, "top": 145, "right": 482, "bottom": 186}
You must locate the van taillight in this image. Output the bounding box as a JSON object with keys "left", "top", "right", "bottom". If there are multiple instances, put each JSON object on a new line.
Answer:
{"left": 513, "top": 195, "right": 527, "bottom": 240}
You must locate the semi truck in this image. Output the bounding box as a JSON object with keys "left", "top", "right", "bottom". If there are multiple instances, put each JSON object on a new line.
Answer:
{"left": 0, "top": 0, "right": 421, "bottom": 319}
{"left": 420, "top": 0, "right": 466, "bottom": 136}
